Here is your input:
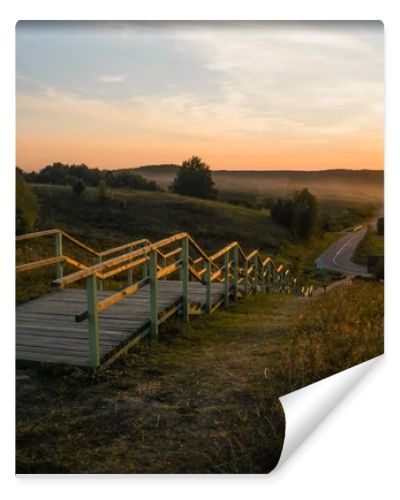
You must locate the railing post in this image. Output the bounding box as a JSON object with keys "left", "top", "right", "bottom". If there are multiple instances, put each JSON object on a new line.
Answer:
{"left": 224, "top": 250, "right": 230, "bottom": 307}
{"left": 181, "top": 237, "right": 189, "bottom": 322}
{"left": 233, "top": 246, "right": 238, "bottom": 302}
{"left": 127, "top": 246, "right": 133, "bottom": 285}
{"left": 142, "top": 258, "right": 149, "bottom": 280}
{"left": 205, "top": 260, "right": 212, "bottom": 313}
{"left": 244, "top": 259, "right": 249, "bottom": 296}
{"left": 150, "top": 249, "right": 158, "bottom": 339}
{"left": 253, "top": 255, "right": 258, "bottom": 294}
{"left": 55, "top": 232, "right": 63, "bottom": 285}
{"left": 163, "top": 255, "right": 167, "bottom": 280}
{"left": 261, "top": 262, "right": 266, "bottom": 294}
{"left": 87, "top": 274, "right": 100, "bottom": 369}
{"left": 98, "top": 255, "right": 103, "bottom": 291}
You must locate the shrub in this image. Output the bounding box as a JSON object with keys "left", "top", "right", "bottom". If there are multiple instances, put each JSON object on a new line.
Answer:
{"left": 16, "top": 169, "right": 40, "bottom": 234}
{"left": 271, "top": 188, "right": 318, "bottom": 240}
{"left": 97, "top": 179, "right": 108, "bottom": 202}
{"left": 377, "top": 217, "right": 384, "bottom": 236}
{"left": 72, "top": 178, "right": 86, "bottom": 196}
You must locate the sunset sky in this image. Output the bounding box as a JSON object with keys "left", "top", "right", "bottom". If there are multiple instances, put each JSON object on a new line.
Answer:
{"left": 16, "top": 21, "right": 384, "bottom": 171}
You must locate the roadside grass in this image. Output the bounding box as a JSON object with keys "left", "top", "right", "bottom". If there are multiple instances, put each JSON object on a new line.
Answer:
{"left": 16, "top": 280, "right": 383, "bottom": 474}
{"left": 318, "top": 198, "right": 377, "bottom": 231}
{"left": 276, "top": 232, "right": 343, "bottom": 286}
{"left": 353, "top": 228, "right": 384, "bottom": 265}
{"left": 270, "top": 280, "right": 384, "bottom": 393}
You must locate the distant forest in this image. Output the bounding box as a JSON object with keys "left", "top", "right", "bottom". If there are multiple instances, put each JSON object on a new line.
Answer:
{"left": 19, "top": 163, "right": 160, "bottom": 192}
{"left": 18, "top": 162, "right": 384, "bottom": 203}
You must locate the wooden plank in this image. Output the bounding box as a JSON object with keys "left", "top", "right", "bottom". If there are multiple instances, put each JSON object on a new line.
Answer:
{"left": 99, "top": 238, "right": 150, "bottom": 257}
{"left": 16, "top": 256, "right": 65, "bottom": 273}
{"left": 96, "top": 277, "right": 150, "bottom": 314}
{"left": 210, "top": 241, "right": 237, "bottom": 261}
{"left": 16, "top": 228, "right": 59, "bottom": 241}
{"left": 60, "top": 230, "right": 99, "bottom": 256}
{"left": 53, "top": 232, "right": 188, "bottom": 287}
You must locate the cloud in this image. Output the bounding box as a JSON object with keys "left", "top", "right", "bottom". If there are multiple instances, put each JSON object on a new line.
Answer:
{"left": 15, "top": 21, "right": 384, "bottom": 170}
{"left": 98, "top": 74, "right": 126, "bottom": 83}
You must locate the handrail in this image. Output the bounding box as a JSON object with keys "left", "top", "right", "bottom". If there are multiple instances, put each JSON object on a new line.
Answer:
{"left": 53, "top": 232, "right": 188, "bottom": 287}
{"left": 17, "top": 228, "right": 313, "bottom": 370}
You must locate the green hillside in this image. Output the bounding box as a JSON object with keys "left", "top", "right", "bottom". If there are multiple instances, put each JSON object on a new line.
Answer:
{"left": 30, "top": 184, "right": 290, "bottom": 254}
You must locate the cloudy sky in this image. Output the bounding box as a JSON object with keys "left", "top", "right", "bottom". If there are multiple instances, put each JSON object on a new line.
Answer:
{"left": 16, "top": 21, "right": 384, "bottom": 171}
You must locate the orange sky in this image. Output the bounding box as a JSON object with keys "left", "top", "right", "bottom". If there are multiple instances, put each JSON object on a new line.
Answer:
{"left": 16, "top": 21, "right": 384, "bottom": 171}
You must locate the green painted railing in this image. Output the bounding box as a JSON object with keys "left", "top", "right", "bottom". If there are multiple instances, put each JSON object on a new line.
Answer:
{"left": 16, "top": 229, "right": 313, "bottom": 369}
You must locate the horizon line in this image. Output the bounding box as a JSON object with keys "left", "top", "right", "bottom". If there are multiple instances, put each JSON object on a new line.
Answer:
{"left": 18, "top": 164, "right": 384, "bottom": 173}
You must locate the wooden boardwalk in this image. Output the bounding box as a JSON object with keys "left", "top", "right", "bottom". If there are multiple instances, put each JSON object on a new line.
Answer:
{"left": 16, "top": 281, "right": 226, "bottom": 367}
{"left": 16, "top": 229, "right": 309, "bottom": 370}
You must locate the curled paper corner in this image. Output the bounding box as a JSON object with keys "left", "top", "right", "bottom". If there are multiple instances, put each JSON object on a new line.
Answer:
{"left": 273, "top": 355, "right": 383, "bottom": 472}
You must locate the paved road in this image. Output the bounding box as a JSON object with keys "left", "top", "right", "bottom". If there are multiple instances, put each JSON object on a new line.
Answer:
{"left": 317, "top": 226, "right": 371, "bottom": 277}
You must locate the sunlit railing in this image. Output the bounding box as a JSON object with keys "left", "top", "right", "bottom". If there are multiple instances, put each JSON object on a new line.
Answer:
{"left": 16, "top": 229, "right": 313, "bottom": 368}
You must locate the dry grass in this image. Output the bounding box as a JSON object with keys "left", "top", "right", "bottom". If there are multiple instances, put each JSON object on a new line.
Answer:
{"left": 16, "top": 280, "right": 383, "bottom": 474}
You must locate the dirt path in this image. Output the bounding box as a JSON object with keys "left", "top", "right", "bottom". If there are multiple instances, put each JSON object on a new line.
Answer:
{"left": 16, "top": 293, "right": 302, "bottom": 474}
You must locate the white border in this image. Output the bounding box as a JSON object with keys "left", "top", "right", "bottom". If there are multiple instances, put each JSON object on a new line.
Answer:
{"left": 2, "top": 1, "right": 399, "bottom": 498}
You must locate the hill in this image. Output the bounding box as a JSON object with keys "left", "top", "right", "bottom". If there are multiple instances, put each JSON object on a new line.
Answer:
{"left": 130, "top": 165, "right": 383, "bottom": 202}
{"left": 16, "top": 280, "right": 383, "bottom": 473}
{"left": 30, "top": 184, "right": 290, "bottom": 254}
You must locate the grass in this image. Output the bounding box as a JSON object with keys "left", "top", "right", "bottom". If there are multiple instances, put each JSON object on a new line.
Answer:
{"left": 16, "top": 280, "right": 383, "bottom": 474}
{"left": 353, "top": 228, "right": 384, "bottom": 265}
{"left": 31, "top": 184, "right": 290, "bottom": 254}
{"left": 17, "top": 183, "right": 291, "bottom": 304}
{"left": 18, "top": 184, "right": 371, "bottom": 303}
{"left": 276, "top": 232, "right": 343, "bottom": 286}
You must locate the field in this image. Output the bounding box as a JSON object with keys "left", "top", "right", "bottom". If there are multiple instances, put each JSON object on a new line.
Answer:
{"left": 132, "top": 166, "right": 383, "bottom": 203}
{"left": 353, "top": 227, "right": 384, "bottom": 265}
{"left": 16, "top": 280, "right": 384, "bottom": 473}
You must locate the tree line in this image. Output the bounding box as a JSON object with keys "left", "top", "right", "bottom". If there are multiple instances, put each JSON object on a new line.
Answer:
{"left": 20, "top": 163, "right": 160, "bottom": 192}
{"left": 16, "top": 156, "right": 320, "bottom": 241}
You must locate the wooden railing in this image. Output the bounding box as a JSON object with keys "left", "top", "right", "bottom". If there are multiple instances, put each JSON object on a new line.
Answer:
{"left": 16, "top": 229, "right": 313, "bottom": 368}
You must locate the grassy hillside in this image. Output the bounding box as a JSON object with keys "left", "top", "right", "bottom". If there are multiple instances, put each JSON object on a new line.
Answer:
{"left": 353, "top": 227, "right": 384, "bottom": 265}
{"left": 30, "top": 184, "right": 290, "bottom": 254}
{"left": 17, "top": 184, "right": 291, "bottom": 303}
{"left": 17, "top": 184, "right": 378, "bottom": 303}
{"left": 16, "top": 280, "right": 383, "bottom": 473}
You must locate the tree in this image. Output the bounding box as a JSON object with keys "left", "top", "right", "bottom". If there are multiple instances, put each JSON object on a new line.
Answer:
{"left": 291, "top": 189, "right": 318, "bottom": 240}
{"left": 72, "top": 178, "right": 86, "bottom": 196}
{"left": 271, "top": 198, "right": 295, "bottom": 227}
{"left": 170, "top": 156, "right": 217, "bottom": 199}
{"left": 270, "top": 188, "right": 318, "bottom": 240}
{"left": 16, "top": 169, "right": 40, "bottom": 234}
{"left": 377, "top": 217, "right": 384, "bottom": 236}
{"left": 97, "top": 179, "right": 108, "bottom": 202}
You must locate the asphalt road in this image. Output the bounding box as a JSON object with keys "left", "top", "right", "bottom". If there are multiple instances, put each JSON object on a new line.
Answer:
{"left": 317, "top": 226, "right": 370, "bottom": 277}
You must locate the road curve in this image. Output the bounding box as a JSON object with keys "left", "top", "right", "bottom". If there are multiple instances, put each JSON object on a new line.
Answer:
{"left": 317, "top": 227, "right": 370, "bottom": 277}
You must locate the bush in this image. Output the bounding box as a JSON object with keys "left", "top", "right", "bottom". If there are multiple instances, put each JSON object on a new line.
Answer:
{"left": 170, "top": 156, "right": 217, "bottom": 199}
{"left": 377, "top": 217, "right": 384, "bottom": 236}
{"left": 72, "top": 178, "right": 86, "bottom": 196}
{"left": 16, "top": 169, "right": 40, "bottom": 234}
{"left": 271, "top": 188, "right": 318, "bottom": 240}
{"left": 97, "top": 179, "right": 108, "bottom": 202}
{"left": 291, "top": 188, "right": 318, "bottom": 239}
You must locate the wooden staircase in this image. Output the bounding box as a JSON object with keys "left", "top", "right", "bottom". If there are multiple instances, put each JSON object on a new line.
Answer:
{"left": 16, "top": 229, "right": 313, "bottom": 370}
